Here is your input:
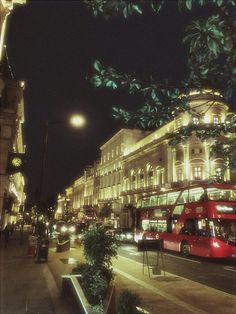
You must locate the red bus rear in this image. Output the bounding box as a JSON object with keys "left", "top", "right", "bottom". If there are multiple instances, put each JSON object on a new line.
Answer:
{"left": 135, "top": 183, "right": 236, "bottom": 258}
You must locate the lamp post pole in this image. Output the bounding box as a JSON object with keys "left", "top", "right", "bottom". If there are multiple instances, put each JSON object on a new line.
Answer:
{"left": 36, "top": 115, "right": 86, "bottom": 225}
{"left": 38, "top": 122, "right": 49, "bottom": 210}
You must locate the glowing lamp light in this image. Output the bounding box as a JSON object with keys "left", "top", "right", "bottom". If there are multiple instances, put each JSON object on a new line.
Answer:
{"left": 70, "top": 114, "right": 86, "bottom": 128}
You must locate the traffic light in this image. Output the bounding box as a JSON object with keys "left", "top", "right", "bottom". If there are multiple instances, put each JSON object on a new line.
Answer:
{"left": 6, "top": 152, "right": 26, "bottom": 174}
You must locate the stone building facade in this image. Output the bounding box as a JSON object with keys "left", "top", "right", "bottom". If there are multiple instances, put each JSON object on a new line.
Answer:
{"left": 0, "top": 0, "right": 26, "bottom": 227}
{"left": 121, "top": 90, "right": 233, "bottom": 210}
{"left": 57, "top": 90, "right": 236, "bottom": 227}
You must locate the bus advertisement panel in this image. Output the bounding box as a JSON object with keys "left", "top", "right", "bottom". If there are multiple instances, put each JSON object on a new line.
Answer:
{"left": 135, "top": 184, "right": 236, "bottom": 258}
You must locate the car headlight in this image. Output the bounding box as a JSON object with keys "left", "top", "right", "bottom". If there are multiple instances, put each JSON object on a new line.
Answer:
{"left": 61, "top": 226, "right": 67, "bottom": 233}
{"left": 69, "top": 226, "right": 75, "bottom": 233}
{"left": 126, "top": 233, "right": 133, "bottom": 240}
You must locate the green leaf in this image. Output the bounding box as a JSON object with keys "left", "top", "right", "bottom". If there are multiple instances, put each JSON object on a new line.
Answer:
{"left": 186, "top": 0, "right": 193, "bottom": 10}
{"left": 132, "top": 4, "right": 142, "bottom": 14}
{"left": 94, "top": 60, "right": 102, "bottom": 72}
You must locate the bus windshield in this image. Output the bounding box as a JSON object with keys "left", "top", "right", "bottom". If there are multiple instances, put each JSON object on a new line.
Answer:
{"left": 206, "top": 188, "right": 236, "bottom": 202}
{"left": 211, "top": 219, "right": 236, "bottom": 243}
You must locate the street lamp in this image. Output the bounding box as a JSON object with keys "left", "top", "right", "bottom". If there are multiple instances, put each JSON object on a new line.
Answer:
{"left": 70, "top": 114, "right": 86, "bottom": 128}
{"left": 37, "top": 114, "right": 86, "bottom": 221}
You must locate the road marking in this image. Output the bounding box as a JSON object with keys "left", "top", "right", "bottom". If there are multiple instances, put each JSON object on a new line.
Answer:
{"left": 113, "top": 266, "right": 208, "bottom": 314}
{"left": 117, "top": 255, "right": 235, "bottom": 298}
{"left": 122, "top": 246, "right": 136, "bottom": 252}
{"left": 121, "top": 245, "right": 201, "bottom": 263}
{"left": 224, "top": 266, "right": 236, "bottom": 273}
{"left": 164, "top": 253, "right": 201, "bottom": 264}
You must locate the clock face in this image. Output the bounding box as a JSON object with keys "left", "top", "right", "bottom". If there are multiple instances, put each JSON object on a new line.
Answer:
{"left": 12, "top": 157, "right": 22, "bottom": 167}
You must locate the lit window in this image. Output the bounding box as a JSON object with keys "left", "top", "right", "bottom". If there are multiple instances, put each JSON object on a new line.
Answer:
{"left": 193, "top": 117, "right": 199, "bottom": 125}
{"left": 191, "top": 148, "right": 202, "bottom": 155}
{"left": 111, "top": 150, "right": 114, "bottom": 158}
{"left": 193, "top": 167, "right": 202, "bottom": 180}
{"left": 215, "top": 167, "right": 222, "bottom": 179}
{"left": 213, "top": 116, "right": 220, "bottom": 124}
{"left": 177, "top": 168, "right": 183, "bottom": 181}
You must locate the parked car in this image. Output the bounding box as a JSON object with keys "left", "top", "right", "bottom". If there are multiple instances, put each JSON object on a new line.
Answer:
{"left": 106, "top": 227, "right": 134, "bottom": 243}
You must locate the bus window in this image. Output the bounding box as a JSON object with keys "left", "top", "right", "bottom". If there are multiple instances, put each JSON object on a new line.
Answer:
{"left": 137, "top": 199, "right": 142, "bottom": 208}
{"left": 142, "top": 198, "right": 150, "bottom": 207}
{"left": 167, "top": 218, "right": 177, "bottom": 233}
{"left": 173, "top": 204, "right": 184, "bottom": 218}
{"left": 206, "top": 188, "right": 236, "bottom": 201}
{"left": 189, "top": 187, "right": 205, "bottom": 202}
{"left": 167, "top": 191, "right": 180, "bottom": 205}
{"left": 141, "top": 219, "right": 167, "bottom": 232}
{"left": 177, "top": 190, "right": 189, "bottom": 204}
{"left": 196, "top": 219, "right": 210, "bottom": 237}
{"left": 158, "top": 194, "right": 167, "bottom": 205}
{"left": 157, "top": 220, "right": 167, "bottom": 232}
{"left": 181, "top": 219, "right": 196, "bottom": 235}
{"left": 150, "top": 196, "right": 158, "bottom": 206}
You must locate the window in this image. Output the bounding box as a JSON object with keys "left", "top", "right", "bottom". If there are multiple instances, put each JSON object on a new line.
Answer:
{"left": 189, "top": 187, "right": 205, "bottom": 202}
{"left": 167, "top": 191, "right": 180, "bottom": 205}
{"left": 213, "top": 116, "right": 220, "bottom": 124}
{"left": 177, "top": 190, "right": 189, "bottom": 204}
{"left": 181, "top": 219, "right": 196, "bottom": 235}
{"left": 193, "top": 117, "right": 200, "bottom": 125}
{"left": 150, "top": 196, "right": 158, "bottom": 206}
{"left": 148, "top": 169, "right": 154, "bottom": 186}
{"left": 141, "top": 219, "right": 167, "bottom": 232}
{"left": 215, "top": 167, "right": 223, "bottom": 180}
{"left": 177, "top": 168, "right": 183, "bottom": 181}
{"left": 193, "top": 167, "right": 202, "bottom": 180}
{"left": 111, "top": 149, "right": 114, "bottom": 158}
{"left": 158, "top": 194, "right": 167, "bottom": 206}
{"left": 160, "top": 170, "right": 164, "bottom": 185}
{"left": 142, "top": 198, "right": 150, "bottom": 207}
{"left": 139, "top": 171, "right": 144, "bottom": 187}
{"left": 191, "top": 148, "right": 202, "bottom": 155}
{"left": 173, "top": 204, "right": 184, "bottom": 217}
{"left": 131, "top": 175, "right": 136, "bottom": 189}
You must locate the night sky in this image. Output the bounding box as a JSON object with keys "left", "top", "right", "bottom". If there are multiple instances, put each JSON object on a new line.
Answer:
{"left": 6, "top": 0, "right": 222, "bottom": 205}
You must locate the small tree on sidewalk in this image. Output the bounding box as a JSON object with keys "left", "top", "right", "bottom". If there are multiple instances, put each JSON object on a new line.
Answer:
{"left": 73, "top": 224, "right": 120, "bottom": 305}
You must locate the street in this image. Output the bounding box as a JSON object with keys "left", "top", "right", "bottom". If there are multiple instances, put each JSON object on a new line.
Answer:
{"left": 118, "top": 243, "right": 236, "bottom": 295}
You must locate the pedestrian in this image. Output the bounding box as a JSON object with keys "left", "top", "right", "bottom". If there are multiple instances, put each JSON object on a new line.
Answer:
{"left": 3, "top": 223, "right": 11, "bottom": 248}
{"left": 10, "top": 222, "right": 15, "bottom": 236}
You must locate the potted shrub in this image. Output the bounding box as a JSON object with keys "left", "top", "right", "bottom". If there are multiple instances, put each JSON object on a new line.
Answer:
{"left": 63, "top": 224, "right": 119, "bottom": 313}
{"left": 117, "top": 289, "right": 142, "bottom": 314}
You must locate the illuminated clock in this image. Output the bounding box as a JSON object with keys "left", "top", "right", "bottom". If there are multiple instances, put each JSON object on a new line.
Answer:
{"left": 12, "top": 157, "right": 22, "bottom": 167}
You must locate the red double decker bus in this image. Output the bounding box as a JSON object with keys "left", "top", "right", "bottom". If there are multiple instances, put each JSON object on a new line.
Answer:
{"left": 135, "top": 183, "right": 236, "bottom": 258}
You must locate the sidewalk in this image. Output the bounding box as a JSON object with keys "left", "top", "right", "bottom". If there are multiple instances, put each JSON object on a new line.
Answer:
{"left": 0, "top": 231, "right": 76, "bottom": 314}
{"left": 1, "top": 232, "right": 235, "bottom": 314}
{"left": 47, "top": 240, "right": 236, "bottom": 314}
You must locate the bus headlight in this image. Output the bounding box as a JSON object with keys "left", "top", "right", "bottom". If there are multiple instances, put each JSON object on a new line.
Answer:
{"left": 212, "top": 241, "right": 220, "bottom": 248}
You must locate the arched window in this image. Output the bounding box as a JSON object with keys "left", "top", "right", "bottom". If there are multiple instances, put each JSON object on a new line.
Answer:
{"left": 131, "top": 171, "right": 136, "bottom": 189}
{"left": 147, "top": 165, "right": 154, "bottom": 187}
{"left": 139, "top": 169, "right": 145, "bottom": 188}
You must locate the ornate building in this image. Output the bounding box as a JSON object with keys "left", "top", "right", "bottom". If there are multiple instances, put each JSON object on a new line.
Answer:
{"left": 121, "top": 90, "right": 234, "bottom": 209}
{"left": 0, "top": 0, "right": 26, "bottom": 227}
{"left": 57, "top": 90, "right": 236, "bottom": 227}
